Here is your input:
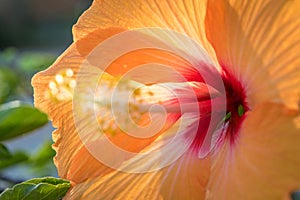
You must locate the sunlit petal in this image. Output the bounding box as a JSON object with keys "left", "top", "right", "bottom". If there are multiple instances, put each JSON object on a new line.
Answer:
{"left": 207, "top": 103, "right": 300, "bottom": 199}
{"left": 205, "top": 0, "right": 300, "bottom": 110}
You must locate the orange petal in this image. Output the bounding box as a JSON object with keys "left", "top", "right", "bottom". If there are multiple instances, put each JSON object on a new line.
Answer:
{"left": 207, "top": 103, "right": 300, "bottom": 199}
{"left": 33, "top": 59, "right": 182, "bottom": 184}
{"left": 73, "top": 0, "right": 218, "bottom": 64}
{"left": 33, "top": 28, "right": 199, "bottom": 184}
{"left": 31, "top": 28, "right": 125, "bottom": 181}
{"left": 32, "top": 27, "right": 126, "bottom": 119}
{"left": 64, "top": 151, "right": 210, "bottom": 200}
{"left": 205, "top": 0, "right": 300, "bottom": 110}
{"left": 75, "top": 28, "right": 221, "bottom": 86}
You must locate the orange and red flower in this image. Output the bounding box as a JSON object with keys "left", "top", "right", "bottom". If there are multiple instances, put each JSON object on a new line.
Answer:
{"left": 32, "top": 0, "right": 300, "bottom": 199}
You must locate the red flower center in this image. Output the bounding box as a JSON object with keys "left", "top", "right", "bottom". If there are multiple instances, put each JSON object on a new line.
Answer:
{"left": 191, "top": 65, "right": 249, "bottom": 154}
{"left": 221, "top": 66, "right": 249, "bottom": 142}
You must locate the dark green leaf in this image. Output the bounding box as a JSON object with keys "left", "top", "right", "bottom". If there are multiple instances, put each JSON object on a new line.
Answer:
{"left": 0, "top": 144, "right": 11, "bottom": 159}
{"left": 0, "top": 151, "right": 28, "bottom": 169}
{"left": 0, "top": 101, "right": 48, "bottom": 141}
{"left": 0, "top": 177, "right": 70, "bottom": 200}
{"left": 0, "top": 68, "right": 19, "bottom": 104}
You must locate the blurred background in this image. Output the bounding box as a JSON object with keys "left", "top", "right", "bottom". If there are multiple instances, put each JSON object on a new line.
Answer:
{"left": 0, "top": 0, "right": 92, "bottom": 192}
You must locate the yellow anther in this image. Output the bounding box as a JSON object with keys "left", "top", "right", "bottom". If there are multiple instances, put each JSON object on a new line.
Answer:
{"left": 66, "top": 69, "right": 74, "bottom": 77}
{"left": 47, "top": 69, "right": 75, "bottom": 102}
{"left": 49, "top": 81, "right": 57, "bottom": 90}
{"left": 55, "top": 74, "right": 64, "bottom": 84}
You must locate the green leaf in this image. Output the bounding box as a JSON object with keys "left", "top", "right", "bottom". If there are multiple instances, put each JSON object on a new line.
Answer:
{"left": 31, "top": 141, "right": 55, "bottom": 166}
{"left": 0, "top": 151, "right": 28, "bottom": 169}
{"left": 0, "top": 143, "right": 11, "bottom": 159}
{"left": 0, "top": 177, "right": 71, "bottom": 200}
{"left": 0, "top": 101, "right": 48, "bottom": 141}
{"left": 29, "top": 141, "right": 56, "bottom": 176}
{"left": 17, "top": 52, "right": 55, "bottom": 74}
{"left": 0, "top": 68, "right": 19, "bottom": 104}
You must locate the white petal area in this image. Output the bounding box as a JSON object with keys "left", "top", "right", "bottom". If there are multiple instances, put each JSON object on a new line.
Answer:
{"left": 73, "top": 83, "right": 200, "bottom": 173}
{"left": 198, "top": 119, "right": 228, "bottom": 159}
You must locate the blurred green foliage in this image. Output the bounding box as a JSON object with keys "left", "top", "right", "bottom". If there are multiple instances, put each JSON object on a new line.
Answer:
{"left": 29, "top": 141, "right": 56, "bottom": 176}
{"left": 0, "top": 1, "right": 91, "bottom": 198}
{"left": 17, "top": 52, "right": 55, "bottom": 74}
{"left": 0, "top": 48, "right": 70, "bottom": 198}
{"left": 0, "top": 144, "right": 11, "bottom": 160}
{"left": 0, "top": 48, "right": 55, "bottom": 99}
{"left": 0, "top": 102, "right": 48, "bottom": 141}
{"left": 0, "top": 152, "right": 28, "bottom": 170}
{"left": 0, "top": 68, "right": 18, "bottom": 104}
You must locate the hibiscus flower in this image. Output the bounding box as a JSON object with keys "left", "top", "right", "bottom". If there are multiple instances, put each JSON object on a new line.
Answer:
{"left": 32, "top": 0, "right": 300, "bottom": 199}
